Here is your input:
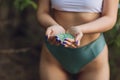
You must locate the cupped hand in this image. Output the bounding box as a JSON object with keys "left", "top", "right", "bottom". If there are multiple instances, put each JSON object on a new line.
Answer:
{"left": 64, "top": 26, "right": 83, "bottom": 48}
{"left": 46, "top": 24, "right": 65, "bottom": 45}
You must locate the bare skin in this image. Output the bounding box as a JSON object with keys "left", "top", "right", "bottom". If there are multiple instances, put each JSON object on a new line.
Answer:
{"left": 40, "top": 44, "right": 109, "bottom": 80}
{"left": 52, "top": 10, "right": 101, "bottom": 47}
{"left": 39, "top": 11, "right": 109, "bottom": 80}
{"left": 37, "top": 0, "right": 118, "bottom": 80}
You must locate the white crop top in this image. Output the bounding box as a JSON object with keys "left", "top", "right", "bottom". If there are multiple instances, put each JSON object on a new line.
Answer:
{"left": 51, "top": 0, "right": 103, "bottom": 13}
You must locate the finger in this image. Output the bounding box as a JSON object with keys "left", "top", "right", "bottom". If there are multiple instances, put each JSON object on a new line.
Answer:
{"left": 48, "top": 36, "right": 56, "bottom": 45}
{"left": 54, "top": 36, "right": 61, "bottom": 45}
{"left": 56, "top": 38, "right": 61, "bottom": 43}
{"left": 56, "top": 41, "right": 61, "bottom": 46}
{"left": 49, "top": 36, "right": 61, "bottom": 46}
{"left": 64, "top": 38, "right": 75, "bottom": 43}
{"left": 52, "top": 37, "right": 57, "bottom": 44}
{"left": 46, "top": 29, "right": 53, "bottom": 39}
{"left": 75, "top": 33, "right": 83, "bottom": 46}
{"left": 47, "top": 36, "right": 53, "bottom": 43}
{"left": 53, "top": 36, "right": 61, "bottom": 46}
{"left": 62, "top": 41, "right": 77, "bottom": 48}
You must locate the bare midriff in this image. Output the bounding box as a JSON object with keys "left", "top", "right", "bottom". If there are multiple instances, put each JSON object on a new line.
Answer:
{"left": 52, "top": 9, "right": 101, "bottom": 47}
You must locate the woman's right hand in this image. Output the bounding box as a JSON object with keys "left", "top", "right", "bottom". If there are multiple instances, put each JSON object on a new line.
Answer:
{"left": 46, "top": 24, "right": 65, "bottom": 45}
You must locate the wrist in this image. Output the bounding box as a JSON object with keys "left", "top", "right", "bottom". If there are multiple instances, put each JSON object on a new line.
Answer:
{"left": 47, "top": 24, "right": 65, "bottom": 31}
{"left": 52, "top": 24, "right": 64, "bottom": 29}
{"left": 50, "top": 23, "right": 60, "bottom": 27}
{"left": 45, "top": 24, "right": 59, "bottom": 30}
{"left": 75, "top": 26, "right": 84, "bottom": 33}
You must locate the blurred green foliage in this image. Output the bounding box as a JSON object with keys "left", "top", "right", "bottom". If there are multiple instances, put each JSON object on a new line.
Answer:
{"left": 14, "top": 0, "right": 37, "bottom": 10}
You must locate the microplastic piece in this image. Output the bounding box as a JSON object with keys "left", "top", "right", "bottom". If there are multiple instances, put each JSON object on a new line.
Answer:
{"left": 56, "top": 33, "right": 74, "bottom": 43}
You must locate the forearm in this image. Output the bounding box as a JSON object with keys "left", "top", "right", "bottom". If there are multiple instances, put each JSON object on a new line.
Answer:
{"left": 76, "top": 0, "right": 119, "bottom": 34}
{"left": 76, "top": 16, "right": 117, "bottom": 34}
{"left": 37, "top": 13, "right": 58, "bottom": 29}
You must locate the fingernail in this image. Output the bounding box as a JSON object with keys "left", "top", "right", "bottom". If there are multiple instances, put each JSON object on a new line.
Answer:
{"left": 56, "top": 39, "right": 61, "bottom": 43}
{"left": 55, "top": 36, "right": 58, "bottom": 38}
{"left": 61, "top": 44, "right": 65, "bottom": 47}
{"left": 63, "top": 42, "right": 66, "bottom": 44}
{"left": 45, "top": 36, "right": 48, "bottom": 40}
{"left": 56, "top": 38, "right": 60, "bottom": 41}
{"left": 76, "top": 41, "right": 78, "bottom": 44}
{"left": 58, "top": 40, "right": 61, "bottom": 43}
{"left": 64, "top": 38, "right": 67, "bottom": 41}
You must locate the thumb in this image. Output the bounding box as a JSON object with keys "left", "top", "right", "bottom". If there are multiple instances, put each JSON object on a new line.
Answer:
{"left": 75, "top": 32, "right": 83, "bottom": 46}
{"left": 46, "top": 29, "right": 53, "bottom": 39}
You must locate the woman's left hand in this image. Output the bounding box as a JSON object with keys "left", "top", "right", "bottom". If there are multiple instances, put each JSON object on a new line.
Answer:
{"left": 64, "top": 26, "right": 83, "bottom": 48}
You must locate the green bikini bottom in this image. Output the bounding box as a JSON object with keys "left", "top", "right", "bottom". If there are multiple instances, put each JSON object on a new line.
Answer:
{"left": 45, "top": 33, "right": 106, "bottom": 74}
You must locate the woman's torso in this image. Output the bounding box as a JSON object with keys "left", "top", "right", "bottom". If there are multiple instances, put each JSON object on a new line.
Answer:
{"left": 41, "top": 0, "right": 104, "bottom": 66}
{"left": 50, "top": 0, "right": 103, "bottom": 47}
{"left": 52, "top": 10, "right": 101, "bottom": 47}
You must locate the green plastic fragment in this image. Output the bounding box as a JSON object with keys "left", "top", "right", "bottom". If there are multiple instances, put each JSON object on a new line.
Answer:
{"left": 56, "top": 33, "right": 74, "bottom": 42}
